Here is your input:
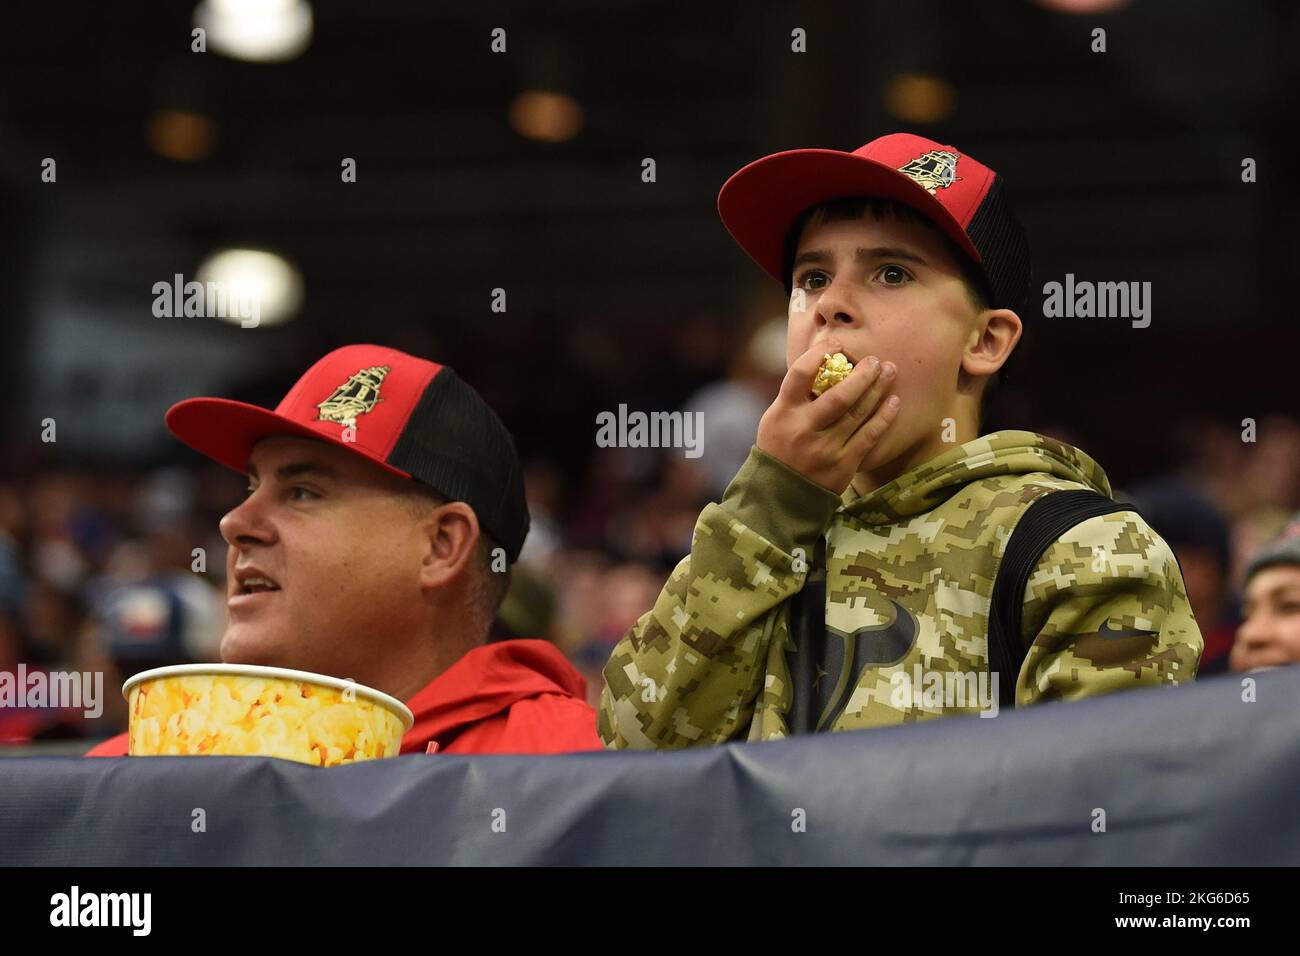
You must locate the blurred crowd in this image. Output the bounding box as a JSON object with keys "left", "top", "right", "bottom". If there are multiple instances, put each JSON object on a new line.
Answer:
{"left": 3, "top": 320, "right": 1298, "bottom": 748}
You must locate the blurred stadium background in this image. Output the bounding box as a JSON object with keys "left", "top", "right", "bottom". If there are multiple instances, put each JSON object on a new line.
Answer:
{"left": 1, "top": 0, "right": 1296, "bottom": 749}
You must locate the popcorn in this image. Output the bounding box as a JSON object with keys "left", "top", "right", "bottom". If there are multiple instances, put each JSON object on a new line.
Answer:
{"left": 126, "top": 670, "right": 408, "bottom": 766}
{"left": 811, "top": 352, "right": 855, "bottom": 396}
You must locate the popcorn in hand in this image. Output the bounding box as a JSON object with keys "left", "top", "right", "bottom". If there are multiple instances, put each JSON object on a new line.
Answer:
{"left": 811, "top": 352, "right": 854, "bottom": 396}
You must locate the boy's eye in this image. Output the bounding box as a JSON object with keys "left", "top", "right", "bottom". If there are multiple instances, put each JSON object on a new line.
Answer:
{"left": 876, "top": 264, "right": 913, "bottom": 285}
{"left": 796, "top": 270, "right": 830, "bottom": 292}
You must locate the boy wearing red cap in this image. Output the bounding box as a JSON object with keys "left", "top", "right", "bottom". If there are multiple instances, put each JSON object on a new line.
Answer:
{"left": 88, "top": 345, "right": 601, "bottom": 757}
{"left": 600, "top": 134, "right": 1203, "bottom": 747}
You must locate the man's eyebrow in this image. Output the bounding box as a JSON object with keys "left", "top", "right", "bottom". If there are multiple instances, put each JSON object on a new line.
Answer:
{"left": 246, "top": 461, "right": 339, "bottom": 482}
{"left": 791, "top": 246, "right": 930, "bottom": 268}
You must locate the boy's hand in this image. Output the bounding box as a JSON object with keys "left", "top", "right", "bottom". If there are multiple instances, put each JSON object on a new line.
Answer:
{"left": 756, "top": 339, "right": 900, "bottom": 494}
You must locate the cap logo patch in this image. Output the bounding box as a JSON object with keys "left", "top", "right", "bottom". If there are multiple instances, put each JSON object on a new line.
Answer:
{"left": 898, "top": 149, "right": 962, "bottom": 194}
{"left": 316, "top": 365, "right": 391, "bottom": 428}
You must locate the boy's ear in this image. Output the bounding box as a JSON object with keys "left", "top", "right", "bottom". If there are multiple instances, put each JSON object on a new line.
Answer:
{"left": 962, "top": 308, "right": 1022, "bottom": 378}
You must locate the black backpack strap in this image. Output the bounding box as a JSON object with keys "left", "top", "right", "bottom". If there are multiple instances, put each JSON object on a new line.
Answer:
{"left": 988, "top": 489, "right": 1139, "bottom": 709}
{"left": 784, "top": 537, "right": 833, "bottom": 736}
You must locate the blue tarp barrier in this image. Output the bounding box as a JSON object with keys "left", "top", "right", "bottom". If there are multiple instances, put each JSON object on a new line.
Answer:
{"left": 2, "top": 668, "right": 1297, "bottom": 865}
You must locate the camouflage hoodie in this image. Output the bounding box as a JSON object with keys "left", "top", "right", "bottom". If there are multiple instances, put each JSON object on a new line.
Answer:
{"left": 598, "top": 430, "right": 1203, "bottom": 748}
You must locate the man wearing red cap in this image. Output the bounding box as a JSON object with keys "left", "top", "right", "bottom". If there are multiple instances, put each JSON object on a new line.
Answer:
{"left": 88, "top": 344, "right": 601, "bottom": 757}
{"left": 600, "top": 133, "right": 1203, "bottom": 747}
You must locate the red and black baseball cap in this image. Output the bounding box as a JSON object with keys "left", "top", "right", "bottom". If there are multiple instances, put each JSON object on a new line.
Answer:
{"left": 717, "top": 132, "right": 1031, "bottom": 311}
{"left": 164, "top": 344, "right": 530, "bottom": 561}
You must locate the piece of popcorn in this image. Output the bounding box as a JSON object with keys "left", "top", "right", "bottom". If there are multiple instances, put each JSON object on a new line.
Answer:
{"left": 812, "top": 352, "right": 854, "bottom": 396}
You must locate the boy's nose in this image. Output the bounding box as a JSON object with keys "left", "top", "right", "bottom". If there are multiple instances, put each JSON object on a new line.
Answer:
{"left": 814, "top": 287, "right": 861, "bottom": 329}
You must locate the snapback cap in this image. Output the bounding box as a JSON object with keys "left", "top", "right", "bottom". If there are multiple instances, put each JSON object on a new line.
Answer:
{"left": 717, "top": 132, "right": 1032, "bottom": 312}
{"left": 165, "top": 344, "right": 530, "bottom": 561}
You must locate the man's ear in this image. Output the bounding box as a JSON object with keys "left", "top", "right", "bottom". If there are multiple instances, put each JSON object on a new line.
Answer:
{"left": 416, "top": 501, "right": 480, "bottom": 592}
{"left": 962, "top": 308, "right": 1022, "bottom": 379}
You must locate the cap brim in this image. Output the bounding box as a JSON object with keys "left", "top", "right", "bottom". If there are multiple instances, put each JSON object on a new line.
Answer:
{"left": 165, "top": 397, "right": 412, "bottom": 480}
{"left": 716, "top": 148, "right": 982, "bottom": 284}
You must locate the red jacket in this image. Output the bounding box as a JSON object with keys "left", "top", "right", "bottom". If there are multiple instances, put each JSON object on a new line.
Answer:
{"left": 85, "top": 639, "right": 603, "bottom": 758}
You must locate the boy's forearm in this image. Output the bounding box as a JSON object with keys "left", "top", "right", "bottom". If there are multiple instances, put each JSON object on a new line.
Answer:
{"left": 598, "top": 446, "right": 842, "bottom": 749}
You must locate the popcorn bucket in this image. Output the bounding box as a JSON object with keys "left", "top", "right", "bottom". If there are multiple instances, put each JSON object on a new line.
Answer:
{"left": 122, "top": 664, "right": 413, "bottom": 766}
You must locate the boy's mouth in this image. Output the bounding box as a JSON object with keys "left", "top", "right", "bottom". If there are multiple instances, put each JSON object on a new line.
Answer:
{"left": 815, "top": 341, "right": 859, "bottom": 365}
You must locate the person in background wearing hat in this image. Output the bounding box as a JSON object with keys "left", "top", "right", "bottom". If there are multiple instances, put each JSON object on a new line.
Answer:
{"left": 1230, "top": 514, "right": 1300, "bottom": 673}
{"left": 87, "top": 344, "right": 601, "bottom": 756}
{"left": 600, "top": 133, "right": 1203, "bottom": 747}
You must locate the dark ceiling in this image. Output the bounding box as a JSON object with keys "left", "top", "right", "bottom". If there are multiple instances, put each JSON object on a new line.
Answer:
{"left": 1, "top": 0, "right": 1295, "bottom": 480}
